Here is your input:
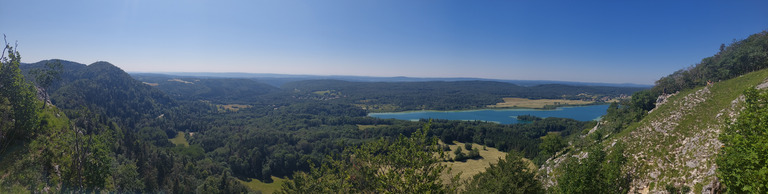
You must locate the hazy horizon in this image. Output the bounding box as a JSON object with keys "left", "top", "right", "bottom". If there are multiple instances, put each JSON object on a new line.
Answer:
{"left": 3, "top": 0, "right": 768, "bottom": 85}
{"left": 128, "top": 70, "right": 652, "bottom": 86}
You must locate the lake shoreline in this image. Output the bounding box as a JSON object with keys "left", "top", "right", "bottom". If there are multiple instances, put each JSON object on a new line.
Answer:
{"left": 368, "top": 102, "right": 609, "bottom": 114}
{"left": 368, "top": 104, "right": 610, "bottom": 124}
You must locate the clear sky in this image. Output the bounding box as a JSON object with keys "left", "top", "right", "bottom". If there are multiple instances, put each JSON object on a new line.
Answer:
{"left": 2, "top": 0, "right": 767, "bottom": 84}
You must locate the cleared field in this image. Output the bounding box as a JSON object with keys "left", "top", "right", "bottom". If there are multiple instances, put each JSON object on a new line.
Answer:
{"left": 439, "top": 141, "right": 536, "bottom": 183}
{"left": 169, "top": 132, "right": 189, "bottom": 146}
{"left": 312, "top": 90, "right": 332, "bottom": 95}
{"left": 237, "top": 176, "right": 288, "bottom": 194}
{"left": 488, "top": 97, "right": 594, "bottom": 109}
{"left": 217, "top": 104, "right": 252, "bottom": 112}
{"left": 142, "top": 82, "right": 159, "bottom": 86}
{"left": 168, "top": 78, "right": 194, "bottom": 84}
{"left": 356, "top": 124, "right": 389, "bottom": 130}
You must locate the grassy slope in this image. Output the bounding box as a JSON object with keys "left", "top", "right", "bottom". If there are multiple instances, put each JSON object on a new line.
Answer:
{"left": 612, "top": 69, "right": 768, "bottom": 193}
{"left": 439, "top": 141, "right": 536, "bottom": 183}
{"left": 488, "top": 98, "right": 595, "bottom": 108}
{"left": 0, "top": 105, "right": 71, "bottom": 192}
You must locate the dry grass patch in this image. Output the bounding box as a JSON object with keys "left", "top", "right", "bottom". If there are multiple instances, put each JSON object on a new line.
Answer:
{"left": 312, "top": 90, "right": 332, "bottom": 95}
{"left": 438, "top": 141, "right": 536, "bottom": 184}
{"left": 237, "top": 176, "right": 288, "bottom": 194}
{"left": 168, "top": 78, "right": 194, "bottom": 84}
{"left": 488, "top": 98, "right": 594, "bottom": 109}
{"left": 169, "top": 132, "right": 189, "bottom": 147}
{"left": 356, "top": 124, "right": 388, "bottom": 130}
{"left": 142, "top": 82, "right": 159, "bottom": 86}
{"left": 217, "top": 104, "right": 252, "bottom": 112}
{"left": 438, "top": 141, "right": 535, "bottom": 184}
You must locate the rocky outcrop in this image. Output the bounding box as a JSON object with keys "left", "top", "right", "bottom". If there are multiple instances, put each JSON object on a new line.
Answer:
{"left": 34, "top": 85, "right": 51, "bottom": 106}
{"left": 624, "top": 85, "right": 729, "bottom": 193}
{"left": 650, "top": 92, "right": 678, "bottom": 114}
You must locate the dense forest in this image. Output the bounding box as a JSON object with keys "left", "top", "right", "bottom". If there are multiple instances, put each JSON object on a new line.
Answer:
{"left": 131, "top": 74, "right": 280, "bottom": 104}
{"left": 1, "top": 47, "right": 615, "bottom": 192}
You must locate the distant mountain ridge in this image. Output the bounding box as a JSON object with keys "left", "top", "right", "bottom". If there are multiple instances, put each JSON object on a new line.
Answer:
{"left": 23, "top": 60, "right": 652, "bottom": 88}
{"left": 133, "top": 71, "right": 652, "bottom": 88}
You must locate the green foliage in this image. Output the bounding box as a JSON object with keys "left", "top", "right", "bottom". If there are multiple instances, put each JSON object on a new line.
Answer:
{"left": 601, "top": 101, "right": 646, "bottom": 133}
{"left": 469, "top": 148, "right": 480, "bottom": 159}
{"left": 463, "top": 151, "right": 544, "bottom": 194}
{"left": 717, "top": 88, "right": 768, "bottom": 193}
{"left": 454, "top": 146, "right": 463, "bottom": 155}
{"left": 664, "top": 184, "right": 690, "bottom": 194}
{"left": 29, "top": 60, "right": 61, "bottom": 92}
{"left": 654, "top": 31, "right": 768, "bottom": 95}
{"left": 539, "top": 133, "right": 565, "bottom": 156}
{"left": 516, "top": 114, "right": 542, "bottom": 122}
{"left": 279, "top": 123, "right": 459, "bottom": 193}
{"left": 196, "top": 171, "right": 249, "bottom": 194}
{"left": 114, "top": 160, "right": 144, "bottom": 192}
{"left": 454, "top": 151, "right": 466, "bottom": 161}
{"left": 430, "top": 117, "right": 594, "bottom": 163}
{"left": 630, "top": 90, "right": 657, "bottom": 112}
{"left": 60, "top": 109, "right": 115, "bottom": 191}
{"left": 132, "top": 74, "right": 279, "bottom": 104}
{"left": 665, "top": 184, "right": 678, "bottom": 193}
{"left": 5, "top": 48, "right": 638, "bottom": 192}
{"left": 48, "top": 61, "right": 175, "bottom": 129}
{"left": 682, "top": 185, "right": 691, "bottom": 193}
{"left": 0, "top": 39, "right": 40, "bottom": 142}
{"left": 556, "top": 143, "right": 630, "bottom": 194}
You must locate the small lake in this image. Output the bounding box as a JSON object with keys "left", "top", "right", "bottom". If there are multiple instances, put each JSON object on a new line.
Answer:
{"left": 368, "top": 104, "right": 609, "bottom": 124}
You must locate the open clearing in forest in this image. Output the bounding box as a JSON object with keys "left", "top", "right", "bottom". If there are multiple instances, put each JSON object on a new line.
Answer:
{"left": 488, "top": 98, "right": 594, "bottom": 109}
{"left": 312, "top": 90, "right": 332, "bottom": 95}
{"left": 238, "top": 176, "right": 288, "bottom": 194}
{"left": 169, "top": 132, "right": 189, "bottom": 147}
{"left": 168, "top": 78, "right": 195, "bottom": 84}
{"left": 356, "top": 124, "right": 389, "bottom": 130}
{"left": 217, "top": 104, "right": 252, "bottom": 112}
{"left": 439, "top": 141, "right": 535, "bottom": 183}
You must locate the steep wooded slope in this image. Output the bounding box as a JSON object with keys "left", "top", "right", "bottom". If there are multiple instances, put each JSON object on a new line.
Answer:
{"left": 22, "top": 61, "right": 175, "bottom": 128}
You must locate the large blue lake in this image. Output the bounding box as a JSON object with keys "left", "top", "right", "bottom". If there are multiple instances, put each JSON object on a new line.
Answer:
{"left": 368, "top": 104, "right": 609, "bottom": 124}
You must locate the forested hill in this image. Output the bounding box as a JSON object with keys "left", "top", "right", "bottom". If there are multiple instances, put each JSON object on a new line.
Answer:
{"left": 21, "top": 60, "right": 175, "bottom": 128}
{"left": 131, "top": 73, "right": 279, "bottom": 104}
{"left": 282, "top": 79, "right": 644, "bottom": 111}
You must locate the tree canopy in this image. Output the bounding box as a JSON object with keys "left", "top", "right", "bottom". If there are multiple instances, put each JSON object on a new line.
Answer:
{"left": 717, "top": 88, "right": 768, "bottom": 193}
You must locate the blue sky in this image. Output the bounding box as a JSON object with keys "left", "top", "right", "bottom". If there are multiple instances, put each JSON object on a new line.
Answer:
{"left": 2, "top": 0, "right": 767, "bottom": 84}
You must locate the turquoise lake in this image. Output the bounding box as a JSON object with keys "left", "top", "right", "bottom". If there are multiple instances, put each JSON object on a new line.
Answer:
{"left": 368, "top": 104, "right": 609, "bottom": 124}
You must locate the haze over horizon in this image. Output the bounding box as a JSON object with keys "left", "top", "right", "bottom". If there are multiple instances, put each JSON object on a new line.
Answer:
{"left": 2, "top": 0, "right": 767, "bottom": 85}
